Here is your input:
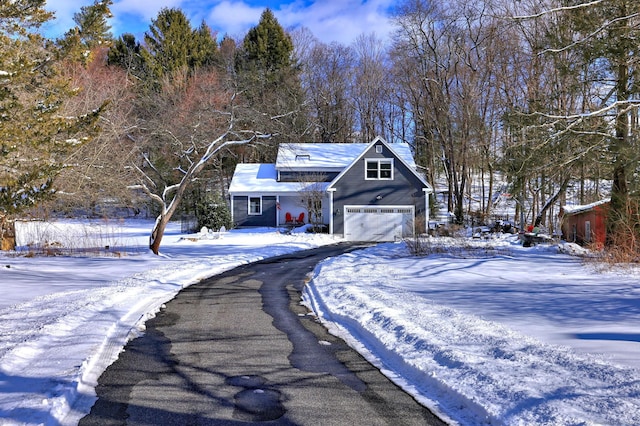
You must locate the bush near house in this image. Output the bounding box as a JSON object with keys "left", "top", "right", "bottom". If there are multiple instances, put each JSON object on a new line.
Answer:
{"left": 195, "top": 193, "right": 233, "bottom": 232}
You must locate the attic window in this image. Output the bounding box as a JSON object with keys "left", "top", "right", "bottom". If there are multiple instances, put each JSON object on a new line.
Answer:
{"left": 365, "top": 159, "right": 393, "bottom": 180}
{"left": 375, "top": 145, "right": 383, "bottom": 154}
{"left": 295, "top": 154, "right": 311, "bottom": 161}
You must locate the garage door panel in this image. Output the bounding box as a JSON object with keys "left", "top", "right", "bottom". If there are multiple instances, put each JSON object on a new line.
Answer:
{"left": 344, "top": 206, "right": 414, "bottom": 242}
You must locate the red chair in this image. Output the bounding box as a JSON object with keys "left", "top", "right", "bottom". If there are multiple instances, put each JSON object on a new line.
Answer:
{"left": 296, "top": 212, "right": 305, "bottom": 224}
{"left": 285, "top": 212, "right": 293, "bottom": 224}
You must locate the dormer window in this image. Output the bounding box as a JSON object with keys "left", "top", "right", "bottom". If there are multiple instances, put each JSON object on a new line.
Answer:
{"left": 365, "top": 159, "right": 393, "bottom": 180}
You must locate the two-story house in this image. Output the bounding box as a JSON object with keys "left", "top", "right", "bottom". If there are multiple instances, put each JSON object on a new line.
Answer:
{"left": 228, "top": 137, "right": 432, "bottom": 241}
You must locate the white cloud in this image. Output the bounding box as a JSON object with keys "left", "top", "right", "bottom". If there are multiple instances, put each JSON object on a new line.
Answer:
{"left": 43, "top": 0, "right": 396, "bottom": 45}
{"left": 276, "top": 0, "right": 396, "bottom": 45}
{"left": 206, "top": 1, "right": 264, "bottom": 39}
{"left": 43, "top": 0, "right": 94, "bottom": 38}
{"left": 109, "top": 0, "right": 185, "bottom": 36}
{"left": 110, "top": 0, "right": 184, "bottom": 22}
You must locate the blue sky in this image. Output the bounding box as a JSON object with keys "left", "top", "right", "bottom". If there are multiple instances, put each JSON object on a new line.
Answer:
{"left": 44, "top": 0, "right": 397, "bottom": 45}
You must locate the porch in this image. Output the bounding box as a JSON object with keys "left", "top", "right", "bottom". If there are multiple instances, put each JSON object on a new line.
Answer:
{"left": 276, "top": 194, "right": 331, "bottom": 227}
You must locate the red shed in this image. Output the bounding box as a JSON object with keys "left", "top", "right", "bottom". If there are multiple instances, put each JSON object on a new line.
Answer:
{"left": 560, "top": 199, "right": 609, "bottom": 248}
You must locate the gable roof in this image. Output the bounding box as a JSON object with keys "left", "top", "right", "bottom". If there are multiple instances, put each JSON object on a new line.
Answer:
{"left": 276, "top": 139, "right": 417, "bottom": 172}
{"left": 327, "top": 137, "right": 432, "bottom": 192}
{"left": 229, "top": 137, "right": 431, "bottom": 195}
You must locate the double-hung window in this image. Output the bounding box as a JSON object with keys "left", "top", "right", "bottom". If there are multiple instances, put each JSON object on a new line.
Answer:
{"left": 365, "top": 159, "right": 393, "bottom": 180}
{"left": 249, "top": 197, "right": 262, "bottom": 215}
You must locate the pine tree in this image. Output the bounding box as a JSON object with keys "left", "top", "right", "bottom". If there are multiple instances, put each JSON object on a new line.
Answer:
{"left": 547, "top": 0, "right": 640, "bottom": 246}
{"left": 190, "top": 21, "right": 219, "bottom": 69}
{"left": 74, "top": 0, "right": 113, "bottom": 48}
{"left": 0, "top": 0, "right": 103, "bottom": 247}
{"left": 143, "top": 8, "right": 192, "bottom": 80}
{"left": 241, "top": 8, "right": 294, "bottom": 73}
{"left": 108, "top": 33, "right": 145, "bottom": 76}
{"left": 58, "top": 0, "right": 114, "bottom": 64}
{"left": 235, "top": 9, "right": 306, "bottom": 161}
{"left": 141, "top": 8, "right": 218, "bottom": 83}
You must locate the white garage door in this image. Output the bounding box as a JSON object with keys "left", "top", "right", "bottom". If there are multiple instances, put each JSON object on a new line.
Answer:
{"left": 344, "top": 206, "right": 414, "bottom": 242}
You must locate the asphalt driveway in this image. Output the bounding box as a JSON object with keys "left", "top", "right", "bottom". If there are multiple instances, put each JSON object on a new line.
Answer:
{"left": 79, "top": 243, "right": 446, "bottom": 425}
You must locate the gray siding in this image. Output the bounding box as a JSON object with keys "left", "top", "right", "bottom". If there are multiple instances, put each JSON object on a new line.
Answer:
{"left": 332, "top": 143, "right": 427, "bottom": 235}
{"left": 233, "top": 196, "right": 277, "bottom": 227}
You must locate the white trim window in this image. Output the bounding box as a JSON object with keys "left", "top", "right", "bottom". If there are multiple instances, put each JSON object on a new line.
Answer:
{"left": 249, "top": 196, "right": 262, "bottom": 215}
{"left": 365, "top": 159, "right": 393, "bottom": 180}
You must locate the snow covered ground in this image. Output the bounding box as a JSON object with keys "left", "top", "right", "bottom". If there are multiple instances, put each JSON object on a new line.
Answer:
{"left": 0, "top": 219, "right": 337, "bottom": 425}
{"left": 1, "top": 219, "right": 639, "bottom": 425}
{"left": 304, "top": 238, "right": 640, "bottom": 426}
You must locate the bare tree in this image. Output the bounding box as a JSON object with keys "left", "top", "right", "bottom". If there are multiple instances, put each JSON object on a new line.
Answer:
{"left": 128, "top": 68, "right": 270, "bottom": 254}
{"left": 392, "top": 1, "right": 500, "bottom": 224}
{"left": 352, "top": 33, "right": 390, "bottom": 142}
{"left": 301, "top": 41, "right": 356, "bottom": 142}
{"left": 297, "top": 173, "right": 328, "bottom": 230}
{"left": 52, "top": 47, "right": 141, "bottom": 216}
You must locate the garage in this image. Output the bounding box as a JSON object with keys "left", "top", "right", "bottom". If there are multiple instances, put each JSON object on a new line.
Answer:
{"left": 343, "top": 206, "right": 414, "bottom": 242}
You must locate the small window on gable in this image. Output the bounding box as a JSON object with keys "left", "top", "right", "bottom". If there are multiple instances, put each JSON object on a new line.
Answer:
{"left": 249, "top": 197, "right": 262, "bottom": 215}
{"left": 375, "top": 145, "right": 383, "bottom": 154}
{"left": 365, "top": 159, "right": 393, "bottom": 180}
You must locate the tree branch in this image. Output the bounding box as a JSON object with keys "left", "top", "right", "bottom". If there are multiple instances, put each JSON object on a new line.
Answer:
{"left": 512, "top": 0, "right": 605, "bottom": 20}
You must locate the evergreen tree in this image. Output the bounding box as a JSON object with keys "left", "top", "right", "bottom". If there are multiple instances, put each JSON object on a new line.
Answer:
{"left": 143, "top": 8, "right": 192, "bottom": 80}
{"left": 236, "top": 9, "right": 307, "bottom": 161}
{"left": 540, "top": 0, "right": 640, "bottom": 246}
{"left": 195, "top": 191, "right": 233, "bottom": 231}
{"left": 240, "top": 8, "right": 294, "bottom": 73}
{"left": 107, "top": 33, "right": 145, "bottom": 76}
{"left": 190, "top": 21, "right": 219, "bottom": 69}
{"left": 58, "top": 0, "right": 113, "bottom": 64}
{"left": 141, "top": 8, "right": 218, "bottom": 82}
{"left": 0, "top": 0, "right": 103, "bottom": 246}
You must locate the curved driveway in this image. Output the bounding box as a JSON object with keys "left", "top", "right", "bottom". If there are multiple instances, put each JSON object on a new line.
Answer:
{"left": 80, "top": 244, "right": 446, "bottom": 425}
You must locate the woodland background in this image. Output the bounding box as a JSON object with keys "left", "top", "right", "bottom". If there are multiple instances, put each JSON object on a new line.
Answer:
{"left": 1, "top": 0, "right": 639, "bottom": 254}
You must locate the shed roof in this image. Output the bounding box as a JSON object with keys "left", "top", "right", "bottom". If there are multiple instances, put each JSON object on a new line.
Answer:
{"left": 228, "top": 163, "right": 329, "bottom": 195}
{"left": 562, "top": 198, "right": 610, "bottom": 215}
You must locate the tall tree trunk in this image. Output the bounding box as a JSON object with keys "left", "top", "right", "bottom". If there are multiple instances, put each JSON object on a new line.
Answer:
{"left": 607, "top": 61, "right": 630, "bottom": 245}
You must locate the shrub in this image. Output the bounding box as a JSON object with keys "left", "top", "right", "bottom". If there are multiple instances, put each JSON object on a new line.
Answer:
{"left": 195, "top": 192, "right": 233, "bottom": 231}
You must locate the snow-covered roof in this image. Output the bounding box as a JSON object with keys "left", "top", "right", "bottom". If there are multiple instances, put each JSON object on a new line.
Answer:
{"left": 562, "top": 198, "right": 610, "bottom": 215}
{"left": 275, "top": 142, "right": 416, "bottom": 172}
{"left": 231, "top": 139, "right": 421, "bottom": 194}
{"left": 228, "top": 163, "right": 329, "bottom": 195}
